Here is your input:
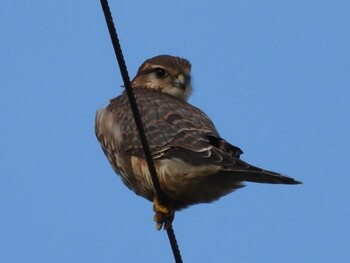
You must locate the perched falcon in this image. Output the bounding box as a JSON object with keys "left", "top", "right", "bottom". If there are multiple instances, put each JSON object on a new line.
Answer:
{"left": 95, "top": 55, "right": 301, "bottom": 229}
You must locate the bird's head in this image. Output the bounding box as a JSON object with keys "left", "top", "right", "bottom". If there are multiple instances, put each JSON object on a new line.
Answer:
{"left": 131, "top": 55, "right": 192, "bottom": 101}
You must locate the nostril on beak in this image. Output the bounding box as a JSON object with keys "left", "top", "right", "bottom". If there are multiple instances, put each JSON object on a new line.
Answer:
{"left": 173, "top": 74, "right": 186, "bottom": 90}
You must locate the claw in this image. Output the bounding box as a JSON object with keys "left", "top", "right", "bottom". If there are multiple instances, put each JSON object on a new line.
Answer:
{"left": 153, "top": 196, "right": 174, "bottom": 230}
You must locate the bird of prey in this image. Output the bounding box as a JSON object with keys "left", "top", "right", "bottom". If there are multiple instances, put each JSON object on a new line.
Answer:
{"left": 95, "top": 55, "right": 301, "bottom": 230}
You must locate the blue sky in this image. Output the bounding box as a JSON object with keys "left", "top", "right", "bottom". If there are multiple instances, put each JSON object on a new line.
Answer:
{"left": 1, "top": 1, "right": 349, "bottom": 262}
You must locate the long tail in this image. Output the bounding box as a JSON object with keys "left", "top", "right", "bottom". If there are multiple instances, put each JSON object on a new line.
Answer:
{"left": 231, "top": 159, "right": 302, "bottom": 185}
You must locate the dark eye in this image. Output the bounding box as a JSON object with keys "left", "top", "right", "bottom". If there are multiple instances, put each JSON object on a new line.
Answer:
{"left": 154, "top": 67, "right": 167, "bottom": 78}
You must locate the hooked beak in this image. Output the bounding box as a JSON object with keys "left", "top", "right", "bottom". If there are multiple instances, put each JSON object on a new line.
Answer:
{"left": 172, "top": 74, "right": 187, "bottom": 91}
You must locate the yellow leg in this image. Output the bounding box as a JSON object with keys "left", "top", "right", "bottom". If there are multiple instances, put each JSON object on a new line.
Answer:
{"left": 153, "top": 196, "right": 174, "bottom": 230}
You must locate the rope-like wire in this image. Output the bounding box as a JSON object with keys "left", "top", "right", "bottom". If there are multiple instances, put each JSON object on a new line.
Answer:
{"left": 167, "top": 226, "right": 183, "bottom": 263}
{"left": 99, "top": 1, "right": 183, "bottom": 262}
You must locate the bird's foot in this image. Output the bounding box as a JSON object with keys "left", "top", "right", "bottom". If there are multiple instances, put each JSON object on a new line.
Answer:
{"left": 153, "top": 196, "right": 174, "bottom": 231}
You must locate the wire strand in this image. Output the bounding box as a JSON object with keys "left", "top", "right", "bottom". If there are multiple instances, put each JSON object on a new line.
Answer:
{"left": 99, "top": 1, "right": 183, "bottom": 262}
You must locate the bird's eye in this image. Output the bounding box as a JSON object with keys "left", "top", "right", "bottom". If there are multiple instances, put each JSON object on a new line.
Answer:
{"left": 154, "top": 68, "right": 167, "bottom": 78}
